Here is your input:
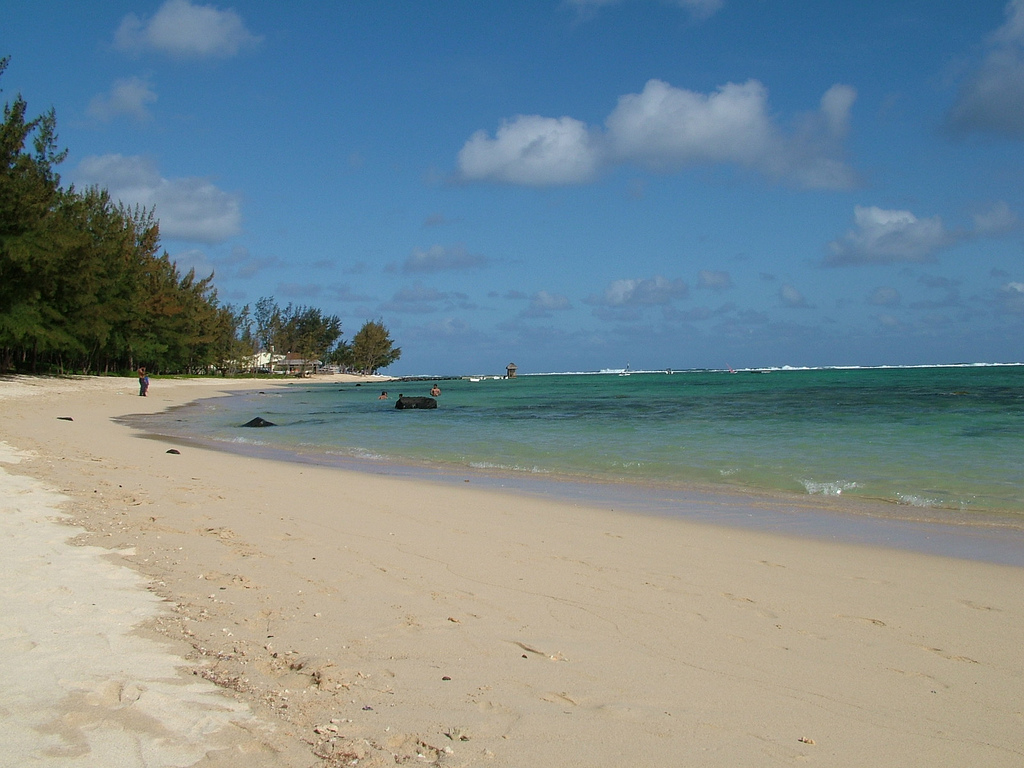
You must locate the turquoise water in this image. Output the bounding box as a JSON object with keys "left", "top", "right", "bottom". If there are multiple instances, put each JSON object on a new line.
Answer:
{"left": 135, "top": 365, "right": 1024, "bottom": 524}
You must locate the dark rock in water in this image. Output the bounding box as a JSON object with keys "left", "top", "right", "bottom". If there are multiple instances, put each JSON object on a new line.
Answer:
{"left": 395, "top": 396, "right": 437, "bottom": 410}
{"left": 166, "top": 449, "right": 181, "bottom": 454}
{"left": 57, "top": 416, "right": 73, "bottom": 421}
{"left": 242, "top": 417, "right": 277, "bottom": 427}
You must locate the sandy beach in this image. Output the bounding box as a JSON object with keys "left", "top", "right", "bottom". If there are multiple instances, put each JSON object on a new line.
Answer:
{"left": 1, "top": 374, "right": 1022, "bottom": 767}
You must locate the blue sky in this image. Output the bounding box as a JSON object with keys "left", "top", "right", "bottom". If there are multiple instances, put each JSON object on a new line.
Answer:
{"left": 4, "top": 0, "right": 1023, "bottom": 374}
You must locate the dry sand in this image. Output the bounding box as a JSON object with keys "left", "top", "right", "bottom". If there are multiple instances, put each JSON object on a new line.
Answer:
{"left": 1, "top": 374, "right": 1022, "bottom": 767}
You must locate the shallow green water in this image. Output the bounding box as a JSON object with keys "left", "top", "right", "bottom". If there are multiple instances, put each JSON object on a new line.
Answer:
{"left": 136, "top": 365, "right": 1024, "bottom": 520}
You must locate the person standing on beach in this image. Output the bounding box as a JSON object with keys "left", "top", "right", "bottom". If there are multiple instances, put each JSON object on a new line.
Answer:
{"left": 138, "top": 367, "right": 150, "bottom": 397}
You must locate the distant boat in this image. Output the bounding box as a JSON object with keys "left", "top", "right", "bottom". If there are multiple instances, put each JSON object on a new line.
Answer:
{"left": 619, "top": 362, "right": 631, "bottom": 376}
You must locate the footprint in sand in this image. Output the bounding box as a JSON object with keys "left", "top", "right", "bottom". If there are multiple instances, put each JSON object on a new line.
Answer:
{"left": 722, "top": 592, "right": 755, "bottom": 604}
{"left": 960, "top": 599, "right": 1001, "bottom": 612}
{"left": 835, "top": 614, "right": 887, "bottom": 627}
{"left": 918, "top": 645, "right": 980, "bottom": 664}
{"left": 722, "top": 592, "right": 778, "bottom": 619}
{"left": 540, "top": 691, "right": 578, "bottom": 706}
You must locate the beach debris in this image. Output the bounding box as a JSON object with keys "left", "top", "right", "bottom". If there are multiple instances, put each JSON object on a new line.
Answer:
{"left": 444, "top": 726, "right": 470, "bottom": 741}
{"left": 241, "top": 416, "right": 277, "bottom": 427}
{"left": 513, "top": 640, "right": 568, "bottom": 661}
{"left": 798, "top": 737, "right": 816, "bottom": 745}
{"left": 166, "top": 449, "right": 180, "bottom": 454}
{"left": 57, "top": 416, "right": 73, "bottom": 421}
{"left": 441, "top": 676, "right": 451, "bottom": 681}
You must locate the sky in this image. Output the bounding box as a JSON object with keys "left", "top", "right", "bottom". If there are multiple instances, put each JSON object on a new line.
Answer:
{"left": 4, "top": 0, "right": 1024, "bottom": 375}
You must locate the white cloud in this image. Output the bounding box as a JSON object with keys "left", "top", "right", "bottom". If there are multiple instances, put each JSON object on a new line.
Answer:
{"left": 115, "top": 0, "right": 262, "bottom": 58}
{"left": 867, "top": 286, "right": 901, "bottom": 306}
{"left": 697, "top": 269, "right": 733, "bottom": 291}
{"left": 392, "top": 284, "right": 449, "bottom": 304}
{"left": 606, "top": 79, "right": 773, "bottom": 167}
{"left": 458, "top": 79, "right": 856, "bottom": 189}
{"left": 457, "top": 115, "right": 599, "bottom": 186}
{"left": 223, "top": 246, "right": 280, "bottom": 279}
{"left": 993, "top": 0, "right": 1024, "bottom": 44}
{"left": 88, "top": 77, "right": 157, "bottom": 122}
{"left": 826, "top": 206, "right": 953, "bottom": 266}
{"left": 568, "top": 0, "right": 724, "bottom": 21}
{"left": 946, "top": 0, "right": 1024, "bottom": 138}
{"left": 328, "top": 285, "right": 375, "bottom": 303}
{"left": 874, "top": 313, "right": 903, "bottom": 329}
{"left": 522, "top": 290, "right": 572, "bottom": 318}
{"left": 779, "top": 284, "right": 811, "bottom": 308}
{"left": 586, "top": 275, "right": 689, "bottom": 307}
{"left": 402, "top": 244, "right": 487, "bottom": 272}
{"left": 818, "top": 83, "right": 857, "bottom": 138}
{"left": 381, "top": 283, "right": 472, "bottom": 314}
{"left": 168, "top": 247, "right": 214, "bottom": 279}
{"left": 997, "top": 281, "right": 1024, "bottom": 314}
{"left": 607, "top": 79, "right": 856, "bottom": 188}
{"left": 76, "top": 154, "right": 241, "bottom": 243}
{"left": 972, "top": 200, "right": 1019, "bottom": 235}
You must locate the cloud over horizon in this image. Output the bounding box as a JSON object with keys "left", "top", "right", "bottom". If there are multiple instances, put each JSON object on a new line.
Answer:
{"left": 522, "top": 290, "right": 573, "bottom": 318}
{"left": 401, "top": 244, "right": 489, "bottom": 273}
{"left": 826, "top": 201, "right": 1018, "bottom": 266}
{"left": 458, "top": 79, "right": 857, "bottom": 189}
{"left": 585, "top": 276, "right": 690, "bottom": 308}
{"left": 826, "top": 206, "right": 955, "bottom": 266}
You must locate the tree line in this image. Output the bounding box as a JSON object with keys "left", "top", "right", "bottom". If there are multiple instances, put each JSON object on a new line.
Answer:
{"left": 0, "top": 59, "right": 399, "bottom": 376}
{"left": 244, "top": 299, "right": 400, "bottom": 375}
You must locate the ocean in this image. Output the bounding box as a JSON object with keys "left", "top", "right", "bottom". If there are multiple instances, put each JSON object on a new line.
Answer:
{"left": 128, "top": 364, "right": 1024, "bottom": 564}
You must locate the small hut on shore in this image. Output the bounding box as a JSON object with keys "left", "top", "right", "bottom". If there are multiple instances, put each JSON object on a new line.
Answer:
{"left": 506, "top": 362, "right": 518, "bottom": 378}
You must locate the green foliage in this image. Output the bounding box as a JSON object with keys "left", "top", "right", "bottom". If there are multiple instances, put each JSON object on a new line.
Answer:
{"left": 0, "top": 60, "right": 233, "bottom": 374}
{"left": 0, "top": 59, "right": 399, "bottom": 377}
{"left": 247, "top": 298, "right": 344, "bottom": 373}
{"left": 350, "top": 319, "right": 401, "bottom": 374}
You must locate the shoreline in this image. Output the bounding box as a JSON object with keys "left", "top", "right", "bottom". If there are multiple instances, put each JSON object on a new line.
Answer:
{"left": 123, "top": 385, "right": 1024, "bottom": 567}
{"left": 2, "top": 374, "right": 1023, "bottom": 766}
